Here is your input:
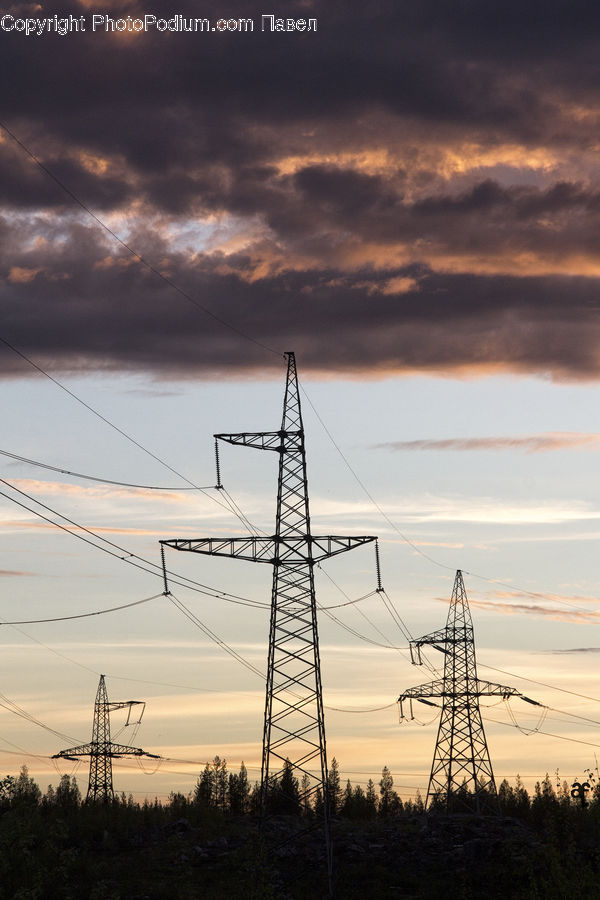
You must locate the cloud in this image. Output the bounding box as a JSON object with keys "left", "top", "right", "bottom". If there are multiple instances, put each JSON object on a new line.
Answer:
{"left": 5, "top": 477, "right": 192, "bottom": 503}
{"left": 469, "top": 587, "right": 600, "bottom": 623}
{"left": 316, "top": 493, "right": 600, "bottom": 526}
{"left": 470, "top": 598, "right": 600, "bottom": 624}
{"left": 123, "top": 388, "right": 182, "bottom": 398}
{"left": 4, "top": 218, "right": 600, "bottom": 380}
{"left": 490, "top": 589, "right": 600, "bottom": 606}
{"left": 0, "top": 568, "right": 34, "bottom": 577}
{"left": 0, "top": 519, "right": 173, "bottom": 537}
{"left": 377, "top": 433, "right": 600, "bottom": 453}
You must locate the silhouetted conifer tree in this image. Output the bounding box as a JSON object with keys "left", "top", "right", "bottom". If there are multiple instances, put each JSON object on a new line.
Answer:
{"left": 271, "top": 758, "right": 300, "bottom": 815}
{"left": 366, "top": 779, "right": 377, "bottom": 816}
{"left": 314, "top": 785, "right": 324, "bottom": 816}
{"left": 228, "top": 762, "right": 250, "bottom": 815}
{"left": 194, "top": 763, "right": 214, "bottom": 808}
{"left": 301, "top": 772, "right": 313, "bottom": 817}
{"left": 413, "top": 789, "right": 424, "bottom": 813}
{"left": 341, "top": 778, "right": 353, "bottom": 817}
{"left": 327, "top": 757, "right": 341, "bottom": 816}
{"left": 378, "top": 766, "right": 401, "bottom": 817}
{"left": 212, "top": 756, "right": 228, "bottom": 810}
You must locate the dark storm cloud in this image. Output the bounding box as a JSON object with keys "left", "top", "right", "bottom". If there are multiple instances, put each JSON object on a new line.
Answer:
{"left": 2, "top": 214, "right": 600, "bottom": 379}
{"left": 3, "top": 0, "right": 600, "bottom": 377}
{"left": 1, "top": 0, "right": 596, "bottom": 201}
{"left": 283, "top": 171, "right": 600, "bottom": 260}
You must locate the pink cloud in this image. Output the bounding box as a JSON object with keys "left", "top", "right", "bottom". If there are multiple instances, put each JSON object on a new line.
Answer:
{"left": 378, "top": 433, "right": 600, "bottom": 453}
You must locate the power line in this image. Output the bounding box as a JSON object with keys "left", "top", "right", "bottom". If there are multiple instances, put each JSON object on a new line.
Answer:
{"left": 0, "top": 738, "right": 51, "bottom": 761}
{"left": 0, "top": 591, "right": 164, "bottom": 625}
{"left": 479, "top": 661, "right": 600, "bottom": 705}
{"left": 104, "top": 674, "right": 227, "bottom": 694}
{"left": 318, "top": 602, "right": 409, "bottom": 653}
{"left": 168, "top": 592, "right": 265, "bottom": 680}
{"left": 316, "top": 565, "right": 415, "bottom": 655}
{"left": 0, "top": 691, "right": 81, "bottom": 745}
{"left": 537, "top": 708, "right": 600, "bottom": 729}
{"left": 379, "top": 588, "right": 420, "bottom": 646}
{"left": 0, "top": 447, "right": 209, "bottom": 491}
{"left": 485, "top": 712, "right": 600, "bottom": 752}
{"left": 325, "top": 702, "right": 397, "bottom": 714}
{"left": 319, "top": 589, "right": 379, "bottom": 611}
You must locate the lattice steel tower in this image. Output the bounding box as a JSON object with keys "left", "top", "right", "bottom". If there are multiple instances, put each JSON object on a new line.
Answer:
{"left": 161, "top": 351, "right": 377, "bottom": 887}
{"left": 398, "top": 570, "right": 537, "bottom": 812}
{"left": 53, "top": 674, "right": 158, "bottom": 802}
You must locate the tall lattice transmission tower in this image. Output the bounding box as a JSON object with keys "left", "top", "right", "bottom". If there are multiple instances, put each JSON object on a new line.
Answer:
{"left": 161, "top": 351, "right": 377, "bottom": 891}
{"left": 398, "top": 570, "right": 541, "bottom": 812}
{"left": 53, "top": 674, "right": 159, "bottom": 802}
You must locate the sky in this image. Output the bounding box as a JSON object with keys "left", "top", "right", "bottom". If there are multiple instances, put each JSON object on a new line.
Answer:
{"left": 2, "top": 0, "right": 600, "bottom": 801}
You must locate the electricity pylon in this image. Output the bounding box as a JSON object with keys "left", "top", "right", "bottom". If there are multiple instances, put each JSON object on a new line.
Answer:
{"left": 398, "top": 570, "right": 541, "bottom": 812}
{"left": 161, "top": 351, "right": 377, "bottom": 892}
{"left": 53, "top": 674, "right": 159, "bottom": 802}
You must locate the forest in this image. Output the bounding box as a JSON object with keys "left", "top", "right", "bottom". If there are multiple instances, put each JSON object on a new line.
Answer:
{"left": 2, "top": 758, "right": 600, "bottom": 899}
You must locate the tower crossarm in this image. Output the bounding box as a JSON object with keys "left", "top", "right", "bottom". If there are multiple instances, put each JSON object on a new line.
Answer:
{"left": 410, "top": 628, "right": 452, "bottom": 660}
{"left": 476, "top": 680, "right": 522, "bottom": 699}
{"left": 311, "top": 536, "right": 376, "bottom": 560}
{"left": 104, "top": 742, "right": 160, "bottom": 759}
{"left": 107, "top": 701, "right": 143, "bottom": 712}
{"left": 52, "top": 743, "right": 95, "bottom": 760}
{"left": 215, "top": 431, "right": 293, "bottom": 452}
{"left": 399, "top": 679, "right": 522, "bottom": 702}
{"left": 161, "top": 535, "right": 375, "bottom": 564}
{"left": 398, "top": 678, "right": 446, "bottom": 702}
{"left": 162, "top": 536, "right": 276, "bottom": 562}
{"left": 53, "top": 742, "right": 159, "bottom": 760}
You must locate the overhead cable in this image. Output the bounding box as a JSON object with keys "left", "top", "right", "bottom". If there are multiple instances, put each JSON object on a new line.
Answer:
{"left": 0, "top": 591, "right": 164, "bottom": 625}
{"left": 0, "top": 447, "right": 208, "bottom": 491}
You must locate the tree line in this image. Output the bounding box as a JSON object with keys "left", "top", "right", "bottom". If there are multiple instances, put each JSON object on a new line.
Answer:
{"left": 3, "top": 757, "right": 597, "bottom": 823}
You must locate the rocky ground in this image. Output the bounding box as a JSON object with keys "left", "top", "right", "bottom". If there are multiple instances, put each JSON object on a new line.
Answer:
{"left": 86, "top": 811, "right": 600, "bottom": 899}
{"left": 3, "top": 806, "right": 600, "bottom": 898}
